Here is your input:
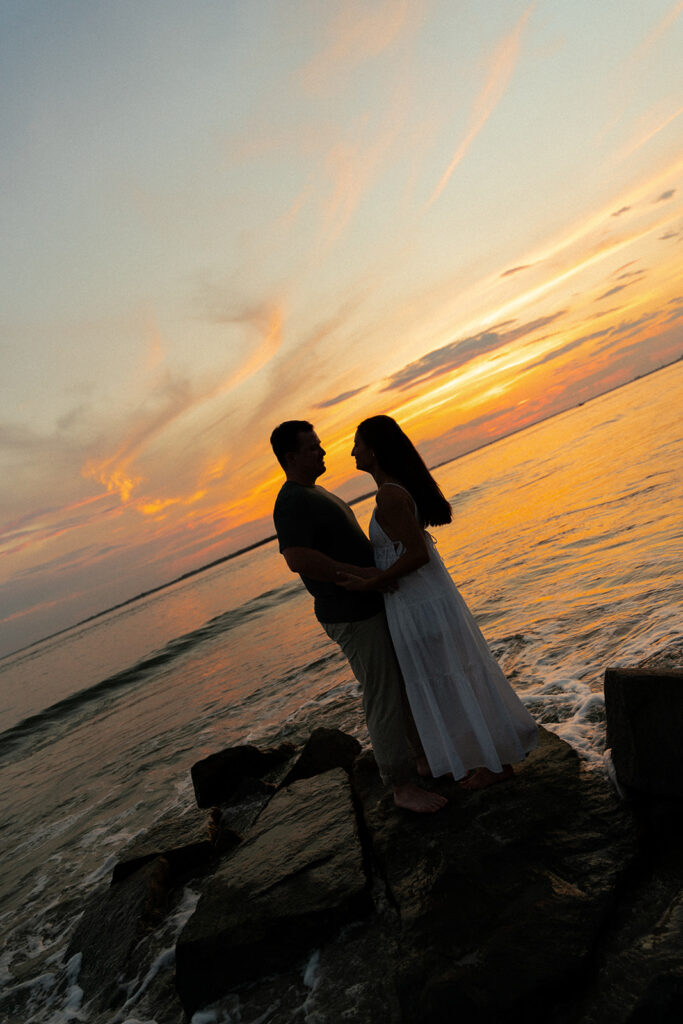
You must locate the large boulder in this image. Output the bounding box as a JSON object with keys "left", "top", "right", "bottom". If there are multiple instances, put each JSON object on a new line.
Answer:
{"left": 190, "top": 741, "right": 296, "bottom": 808}
{"left": 604, "top": 667, "right": 683, "bottom": 798}
{"left": 175, "top": 767, "right": 371, "bottom": 1015}
{"left": 112, "top": 802, "right": 215, "bottom": 884}
{"left": 66, "top": 857, "right": 171, "bottom": 1012}
{"left": 281, "top": 726, "right": 362, "bottom": 785}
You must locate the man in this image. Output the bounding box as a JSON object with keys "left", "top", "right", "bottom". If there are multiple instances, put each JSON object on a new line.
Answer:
{"left": 270, "top": 419, "right": 447, "bottom": 813}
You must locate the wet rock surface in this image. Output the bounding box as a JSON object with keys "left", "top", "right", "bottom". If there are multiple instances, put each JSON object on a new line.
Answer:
{"left": 111, "top": 802, "right": 216, "bottom": 884}
{"left": 65, "top": 857, "right": 171, "bottom": 1012}
{"left": 175, "top": 767, "right": 371, "bottom": 1014}
{"left": 560, "top": 844, "right": 683, "bottom": 1024}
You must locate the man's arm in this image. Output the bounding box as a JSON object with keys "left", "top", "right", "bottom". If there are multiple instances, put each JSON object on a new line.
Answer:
{"left": 282, "top": 546, "right": 378, "bottom": 582}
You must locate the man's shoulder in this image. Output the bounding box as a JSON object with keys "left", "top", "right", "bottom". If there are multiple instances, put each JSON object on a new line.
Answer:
{"left": 274, "top": 480, "right": 308, "bottom": 506}
{"left": 275, "top": 481, "right": 343, "bottom": 505}
{"left": 273, "top": 481, "right": 319, "bottom": 520}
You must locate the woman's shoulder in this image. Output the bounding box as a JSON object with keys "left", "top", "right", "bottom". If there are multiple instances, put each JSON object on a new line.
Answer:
{"left": 376, "top": 481, "right": 414, "bottom": 510}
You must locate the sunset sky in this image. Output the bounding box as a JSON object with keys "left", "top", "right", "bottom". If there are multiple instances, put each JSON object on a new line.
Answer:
{"left": 1, "top": 0, "right": 682, "bottom": 657}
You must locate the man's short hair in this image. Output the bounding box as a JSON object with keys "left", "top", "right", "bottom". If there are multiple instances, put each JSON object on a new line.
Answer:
{"left": 270, "top": 420, "right": 314, "bottom": 470}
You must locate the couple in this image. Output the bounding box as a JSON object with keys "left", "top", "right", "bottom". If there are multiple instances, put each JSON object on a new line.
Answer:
{"left": 270, "top": 416, "right": 538, "bottom": 813}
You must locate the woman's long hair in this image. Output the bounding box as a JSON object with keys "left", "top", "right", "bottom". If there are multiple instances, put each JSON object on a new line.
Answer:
{"left": 357, "top": 415, "right": 452, "bottom": 527}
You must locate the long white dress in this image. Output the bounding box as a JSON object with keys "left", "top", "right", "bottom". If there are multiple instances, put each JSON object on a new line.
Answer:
{"left": 370, "top": 494, "right": 538, "bottom": 779}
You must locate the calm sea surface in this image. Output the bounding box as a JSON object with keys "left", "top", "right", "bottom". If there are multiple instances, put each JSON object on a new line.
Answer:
{"left": 1, "top": 362, "right": 682, "bottom": 1023}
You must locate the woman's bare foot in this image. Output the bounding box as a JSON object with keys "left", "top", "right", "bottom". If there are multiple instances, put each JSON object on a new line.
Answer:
{"left": 393, "top": 782, "right": 448, "bottom": 813}
{"left": 416, "top": 755, "right": 432, "bottom": 778}
{"left": 459, "top": 765, "right": 514, "bottom": 791}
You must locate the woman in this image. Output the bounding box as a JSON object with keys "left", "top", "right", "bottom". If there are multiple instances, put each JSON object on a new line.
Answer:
{"left": 341, "top": 415, "right": 538, "bottom": 789}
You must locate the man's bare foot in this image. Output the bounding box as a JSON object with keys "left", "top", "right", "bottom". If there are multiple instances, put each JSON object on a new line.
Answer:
{"left": 416, "top": 755, "right": 432, "bottom": 778}
{"left": 460, "top": 765, "right": 514, "bottom": 791}
{"left": 393, "top": 782, "right": 448, "bottom": 813}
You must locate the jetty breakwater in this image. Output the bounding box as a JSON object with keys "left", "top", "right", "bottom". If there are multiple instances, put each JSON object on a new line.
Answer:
{"left": 3, "top": 661, "right": 682, "bottom": 1024}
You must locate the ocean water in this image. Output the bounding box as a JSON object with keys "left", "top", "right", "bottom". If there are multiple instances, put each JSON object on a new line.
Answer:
{"left": 1, "top": 361, "right": 681, "bottom": 1024}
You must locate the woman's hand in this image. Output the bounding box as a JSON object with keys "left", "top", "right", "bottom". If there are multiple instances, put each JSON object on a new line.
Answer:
{"left": 337, "top": 569, "right": 398, "bottom": 593}
{"left": 336, "top": 571, "right": 370, "bottom": 591}
{"left": 346, "top": 565, "right": 381, "bottom": 579}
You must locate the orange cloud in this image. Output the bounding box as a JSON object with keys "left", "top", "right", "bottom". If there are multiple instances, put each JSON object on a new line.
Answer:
{"left": 138, "top": 489, "right": 206, "bottom": 519}
{"left": 0, "top": 594, "right": 64, "bottom": 628}
{"left": 428, "top": 4, "right": 533, "bottom": 205}
{"left": 82, "top": 304, "right": 284, "bottom": 506}
{"left": 87, "top": 466, "right": 142, "bottom": 503}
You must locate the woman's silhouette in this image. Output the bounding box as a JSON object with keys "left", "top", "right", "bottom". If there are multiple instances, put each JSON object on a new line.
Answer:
{"left": 340, "top": 415, "right": 538, "bottom": 789}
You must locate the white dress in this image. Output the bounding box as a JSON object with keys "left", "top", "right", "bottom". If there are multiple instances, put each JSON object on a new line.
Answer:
{"left": 370, "top": 493, "right": 538, "bottom": 779}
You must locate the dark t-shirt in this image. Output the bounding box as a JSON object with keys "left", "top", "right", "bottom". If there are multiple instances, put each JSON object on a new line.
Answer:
{"left": 273, "top": 480, "right": 383, "bottom": 623}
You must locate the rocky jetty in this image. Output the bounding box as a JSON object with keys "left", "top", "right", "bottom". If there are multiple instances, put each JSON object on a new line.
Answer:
{"left": 60, "top": 666, "right": 683, "bottom": 1024}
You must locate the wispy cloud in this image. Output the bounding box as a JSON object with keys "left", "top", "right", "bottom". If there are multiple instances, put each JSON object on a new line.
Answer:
{"left": 633, "top": 0, "right": 683, "bottom": 63}
{"left": 427, "top": 4, "right": 533, "bottom": 206}
{"left": 501, "top": 264, "right": 532, "bottom": 278}
{"left": 605, "top": 1, "right": 683, "bottom": 137}
{"left": 320, "top": 130, "right": 395, "bottom": 244}
{"left": 522, "top": 334, "right": 599, "bottom": 373}
{"left": 0, "top": 498, "right": 121, "bottom": 561}
{"left": 617, "top": 105, "right": 683, "bottom": 162}
{"left": 297, "top": 0, "right": 419, "bottom": 92}
{"left": 382, "top": 311, "right": 564, "bottom": 392}
{"left": 507, "top": 154, "right": 683, "bottom": 277}
{"left": 82, "top": 303, "right": 284, "bottom": 505}
{"left": 315, "top": 386, "right": 368, "bottom": 409}
{"left": 596, "top": 283, "right": 631, "bottom": 301}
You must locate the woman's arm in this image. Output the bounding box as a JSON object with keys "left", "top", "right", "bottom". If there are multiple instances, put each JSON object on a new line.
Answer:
{"left": 338, "top": 485, "right": 429, "bottom": 591}
{"left": 283, "top": 547, "right": 380, "bottom": 582}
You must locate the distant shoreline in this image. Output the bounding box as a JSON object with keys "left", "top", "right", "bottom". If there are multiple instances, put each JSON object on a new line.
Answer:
{"left": 7, "top": 355, "right": 681, "bottom": 661}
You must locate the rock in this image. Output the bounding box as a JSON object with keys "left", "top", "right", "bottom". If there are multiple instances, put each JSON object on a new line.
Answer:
{"left": 604, "top": 667, "right": 683, "bottom": 798}
{"left": 566, "top": 844, "right": 683, "bottom": 1023}
{"left": 638, "top": 642, "right": 683, "bottom": 672}
{"left": 281, "top": 726, "right": 362, "bottom": 785}
{"left": 173, "top": 727, "right": 638, "bottom": 1023}
{"left": 190, "top": 741, "right": 296, "bottom": 808}
{"left": 208, "top": 790, "right": 273, "bottom": 853}
{"left": 175, "top": 767, "right": 371, "bottom": 1015}
{"left": 350, "top": 726, "right": 637, "bottom": 1023}
{"left": 627, "top": 973, "right": 683, "bottom": 1022}
{"left": 66, "top": 857, "right": 171, "bottom": 1011}
{"left": 112, "top": 803, "right": 215, "bottom": 884}
{"left": 296, "top": 918, "right": 403, "bottom": 1024}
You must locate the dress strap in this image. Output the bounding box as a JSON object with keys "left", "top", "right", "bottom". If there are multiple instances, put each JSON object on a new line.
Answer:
{"left": 378, "top": 482, "right": 436, "bottom": 544}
